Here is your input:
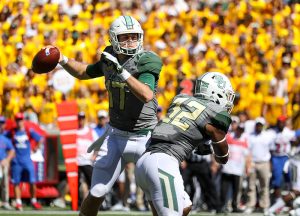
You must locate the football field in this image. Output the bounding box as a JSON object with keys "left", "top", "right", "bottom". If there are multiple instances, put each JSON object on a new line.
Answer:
{"left": 0, "top": 210, "right": 287, "bottom": 216}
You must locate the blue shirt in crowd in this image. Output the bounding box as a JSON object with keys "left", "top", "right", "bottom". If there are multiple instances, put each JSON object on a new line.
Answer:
{"left": 6, "top": 129, "right": 41, "bottom": 164}
{"left": 94, "top": 125, "right": 106, "bottom": 137}
{"left": 0, "top": 134, "right": 14, "bottom": 161}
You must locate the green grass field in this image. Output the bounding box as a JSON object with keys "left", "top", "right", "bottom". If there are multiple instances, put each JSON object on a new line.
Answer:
{"left": 0, "top": 210, "right": 287, "bottom": 216}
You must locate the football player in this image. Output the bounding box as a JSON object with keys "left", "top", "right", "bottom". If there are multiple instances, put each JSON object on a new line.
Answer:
{"left": 265, "top": 152, "right": 300, "bottom": 216}
{"left": 47, "top": 16, "right": 162, "bottom": 216}
{"left": 135, "top": 72, "right": 235, "bottom": 216}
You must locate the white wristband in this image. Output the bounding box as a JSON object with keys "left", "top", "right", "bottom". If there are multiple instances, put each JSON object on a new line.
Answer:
{"left": 211, "top": 136, "right": 226, "bottom": 145}
{"left": 214, "top": 151, "right": 229, "bottom": 158}
{"left": 119, "top": 69, "right": 131, "bottom": 81}
{"left": 59, "top": 55, "right": 68, "bottom": 66}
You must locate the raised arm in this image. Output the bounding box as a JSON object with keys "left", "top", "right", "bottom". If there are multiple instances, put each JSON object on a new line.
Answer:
{"left": 40, "top": 45, "right": 91, "bottom": 80}
{"left": 102, "top": 51, "right": 162, "bottom": 104}
{"left": 58, "top": 49, "right": 92, "bottom": 80}
{"left": 124, "top": 73, "right": 155, "bottom": 103}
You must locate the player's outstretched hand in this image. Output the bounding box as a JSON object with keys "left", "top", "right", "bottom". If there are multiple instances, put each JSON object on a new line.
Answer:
{"left": 42, "top": 45, "right": 64, "bottom": 62}
{"left": 32, "top": 45, "right": 63, "bottom": 74}
{"left": 102, "top": 52, "right": 123, "bottom": 73}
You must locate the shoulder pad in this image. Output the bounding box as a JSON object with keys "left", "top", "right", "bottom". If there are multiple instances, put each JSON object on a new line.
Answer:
{"left": 103, "top": 46, "right": 114, "bottom": 53}
{"left": 137, "top": 51, "right": 162, "bottom": 76}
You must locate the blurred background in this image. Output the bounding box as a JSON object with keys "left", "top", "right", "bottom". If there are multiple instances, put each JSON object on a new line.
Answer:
{"left": 1, "top": 0, "right": 300, "bottom": 214}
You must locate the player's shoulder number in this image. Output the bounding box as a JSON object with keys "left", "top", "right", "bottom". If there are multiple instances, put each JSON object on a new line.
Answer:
{"left": 163, "top": 97, "right": 205, "bottom": 131}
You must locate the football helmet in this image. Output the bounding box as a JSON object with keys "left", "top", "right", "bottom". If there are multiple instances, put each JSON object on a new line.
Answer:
{"left": 194, "top": 72, "right": 235, "bottom": 113}
{"left": 109, "top": 15, "right": 143, "bottom": 55}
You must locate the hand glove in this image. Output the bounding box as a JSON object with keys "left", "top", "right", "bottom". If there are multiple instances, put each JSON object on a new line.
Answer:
{"left": 102, "top": 52, "right": 131, "bottom": 81}
{"left": 194, "top": 144, "right": 213, "bottom": 155}
{"left": 102, "top": 51, "right": 123, "bottom": 74}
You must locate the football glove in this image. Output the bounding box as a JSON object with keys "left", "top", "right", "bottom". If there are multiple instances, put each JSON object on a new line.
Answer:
{"left": 194, "top": 144, "right": 213, "bottom": 155}
{"left": 102, "top": 51, "right": 123, "bottom": 74}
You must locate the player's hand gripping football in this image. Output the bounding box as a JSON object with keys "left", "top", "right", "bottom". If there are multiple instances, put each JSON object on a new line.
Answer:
{"left": 31, "top": 45, "right": 64, "bottom": 74}
{"left": 102, "top": 52, "right": 123, "bottom": 74}
{"left": 41, "top": 45, "right": 64, "bottom": 61}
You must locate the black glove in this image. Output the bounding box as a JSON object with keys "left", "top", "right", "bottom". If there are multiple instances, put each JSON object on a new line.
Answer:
{"left": 194, "top": 144, "right": 213, "bottom": 155}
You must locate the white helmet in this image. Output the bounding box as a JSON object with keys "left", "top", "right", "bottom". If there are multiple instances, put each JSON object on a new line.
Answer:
{"left": 194, "top": 72, "right": 235, "bottom": 113}
{"left": 109, "top": 15, "right": 143, "bottom": 55}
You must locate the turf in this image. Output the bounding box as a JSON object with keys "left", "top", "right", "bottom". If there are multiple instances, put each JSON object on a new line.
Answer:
{"left": 0, "top": 211, "right": 285, "bottom": 216}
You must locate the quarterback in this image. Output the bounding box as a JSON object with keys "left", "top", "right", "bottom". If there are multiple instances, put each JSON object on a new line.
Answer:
{"left": 135, "top": 72, "right": 235, "bottom": 216}
{"left": 48, "top": 15, "right": 162, "bottom": 216}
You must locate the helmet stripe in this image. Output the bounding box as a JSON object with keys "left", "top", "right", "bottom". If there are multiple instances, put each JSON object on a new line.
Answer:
{"left": 123, "top": 16, "right": 134, "bottom": 30}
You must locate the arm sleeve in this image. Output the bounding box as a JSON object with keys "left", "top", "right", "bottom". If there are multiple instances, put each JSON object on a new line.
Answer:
{"left": 87, "top": 46, "right": 113, "bottom": 78}
{"left": 30, "top": 130, "right": 42, "bottom": 142}
{"left": 86, "top": 61, "right": 104, "bottom": 78}
{"left": 5, "top": 138, "right": 14, "bottom": 151}
{"left": 138, "top": 72, "right": 155, "bottom": 91}
{"left": 211, "top": 111, "right": 232, "bottom": 133}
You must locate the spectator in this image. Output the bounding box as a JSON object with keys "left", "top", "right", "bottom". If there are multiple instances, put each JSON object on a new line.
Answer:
{"left": 109, "top": 169, "right": 130, "bottom": 212}
{"left": 181, "top": 153, "right": 221, "bottom": 214}
{"left": 39, "top": 89, "right": 57, "bottom": 130}
{"left": 263, "top": 83, "right": 286, "bottom": 127}
{"left": 0, "top": 116, "right": 15, "bottom": 210}
{"left": 76, "top": 111, "right": 98, "bottom": 204}
{"left": 93, "top": 110, "right": 108, "bottom": 137}
{"left": 269, "top": 116, "right": 297, "bottom": 201}
{"left": 245, "top": 117, "right": 272, "bottom": 214}
{"left": 23, "top": 103, "right": 39, "bottom": 124}
{"left": 7, "top": 113, "right": 43, "bottom": 211}
{"left": 220, "top": 123, "right": 251, "bottom": 213}
{"left": 265, "top": 151, "right": 300, "bottom": 216}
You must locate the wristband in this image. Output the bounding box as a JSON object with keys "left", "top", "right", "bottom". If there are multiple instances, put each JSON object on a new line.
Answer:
{"left": 290, "top": 191, "right": 296, "bottom": 199}
{"left": 59, "top": 55, "right": 68, "bottom": 66}
{"left": 214, "top": 151, "right": 229, "bottom": 158}
{"left": 119, "top": 69, "right": 131, "bottom": 81}
{"left": 211, "top": 136, "right": 226, "bottom": 144}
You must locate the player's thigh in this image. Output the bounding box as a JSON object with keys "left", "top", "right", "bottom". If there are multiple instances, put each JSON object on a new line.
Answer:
{"left": 123, "top": 132, "right": 151, "bottom": 163}
{"left": 91, "top": 133, "right": 125, "bottom": 197}
{"left": 135, "top": 152, "right": 151, "bottom": 199}
{"left": 136, "top": 152, "right": 186, "bottom": 216}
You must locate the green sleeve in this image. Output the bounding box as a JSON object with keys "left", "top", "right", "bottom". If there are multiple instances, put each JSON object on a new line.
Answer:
{"left": 211, "top": 111, "right": 232, "bottom": 133}
{"left": 86, "top": 61, "right": 104, "bottom": 78}
{"left": 138, "top": 73, "right": 155, "bottom": 91}
{"left": 137, "top": 52, "right": 162, "bottom": 76}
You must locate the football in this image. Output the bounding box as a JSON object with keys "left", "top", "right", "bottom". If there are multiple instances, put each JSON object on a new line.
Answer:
{"left": 32, "top": 47, "right": 60, "bottom": 74}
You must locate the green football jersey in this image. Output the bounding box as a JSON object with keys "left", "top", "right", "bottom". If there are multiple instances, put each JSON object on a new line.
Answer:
{"left": 148, "top": 94, "right": 232, "bottom": 162}
{"left": 86, "top": 46, "right": 162, "bottom": 132}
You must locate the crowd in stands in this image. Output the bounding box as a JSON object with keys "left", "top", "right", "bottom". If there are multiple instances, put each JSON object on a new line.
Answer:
{"left": 1, "top": 0, "right": 300, "bottom": 213}
{"left": 0, "top": 0, "right": 300, "bottom": 129}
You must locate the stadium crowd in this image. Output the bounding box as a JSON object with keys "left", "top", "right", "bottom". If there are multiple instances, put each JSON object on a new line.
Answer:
{"left": 1, "top": 0, "right": 300, "bottom": 214}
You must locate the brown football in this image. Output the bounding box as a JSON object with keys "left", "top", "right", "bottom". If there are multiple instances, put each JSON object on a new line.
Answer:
{"left": 32, "top": 47, "right": 60, "bottom": 74}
